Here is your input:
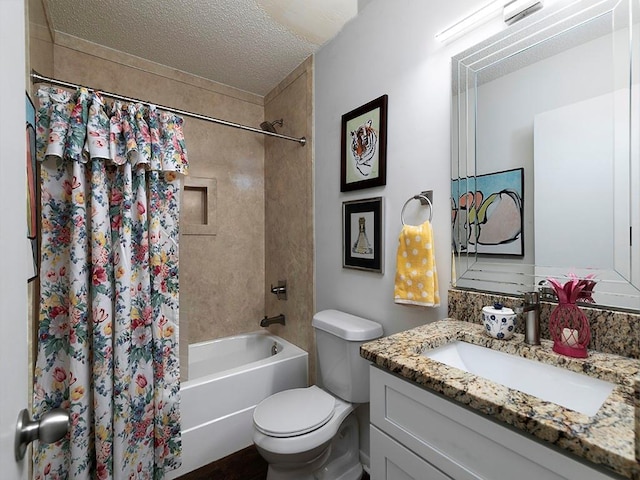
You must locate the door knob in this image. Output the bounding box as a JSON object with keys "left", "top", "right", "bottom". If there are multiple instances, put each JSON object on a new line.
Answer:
{"left": 14, "top": 408, "right": 69, "bottom": 461}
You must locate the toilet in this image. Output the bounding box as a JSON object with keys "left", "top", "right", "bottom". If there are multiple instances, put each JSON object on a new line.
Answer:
{"left": 252, "top": 309, "right": 383, "bottom": 480}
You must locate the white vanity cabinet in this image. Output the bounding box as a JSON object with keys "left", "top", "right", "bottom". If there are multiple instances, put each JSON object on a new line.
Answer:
{"left": 369, "top": 366, "right": 622, "bottom": 480}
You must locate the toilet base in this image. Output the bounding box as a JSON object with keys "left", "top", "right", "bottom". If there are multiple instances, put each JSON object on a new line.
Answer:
{"left": 264, "top": 413, "right": 362, "bottom": 480}
{"left": 265, "top": 446, "right": 330, "bottom": 480}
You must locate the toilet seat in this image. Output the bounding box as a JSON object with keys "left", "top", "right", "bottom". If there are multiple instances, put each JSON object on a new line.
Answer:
{"left": 253, "top": 386, "right": 336, "bottom": 438}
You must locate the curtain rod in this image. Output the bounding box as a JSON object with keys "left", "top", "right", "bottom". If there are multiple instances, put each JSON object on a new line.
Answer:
{"left": 30, "top": 71, "right": 306, "bottom": 146}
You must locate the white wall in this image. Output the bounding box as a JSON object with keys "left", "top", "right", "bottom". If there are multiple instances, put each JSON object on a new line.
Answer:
{"left": 314, "top": 0, "right": 506, "bottom": 334}
{"left": 314, "top": 2, "right": 508, "bottom": 462}
{"left": 0, "top": 0, "right": 28, "bottom": 477}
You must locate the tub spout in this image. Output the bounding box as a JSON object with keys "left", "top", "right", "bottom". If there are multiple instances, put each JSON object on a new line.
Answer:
{"left": 260, "top": 314, "right": 285, "bottom": 327}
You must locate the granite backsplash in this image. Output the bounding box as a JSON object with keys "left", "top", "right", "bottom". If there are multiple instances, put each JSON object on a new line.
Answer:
{"left": 448, "top": 288, "right": 640, "bottom": 359}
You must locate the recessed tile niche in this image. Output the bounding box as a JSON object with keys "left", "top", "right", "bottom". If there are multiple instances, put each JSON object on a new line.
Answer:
{"left": 183, "top": 176, "right": 217, "bottom": 236}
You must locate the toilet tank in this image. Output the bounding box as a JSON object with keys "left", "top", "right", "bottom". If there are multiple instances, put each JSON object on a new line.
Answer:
{"left": 312, "top": 310, "right": 383, "bottom": 403}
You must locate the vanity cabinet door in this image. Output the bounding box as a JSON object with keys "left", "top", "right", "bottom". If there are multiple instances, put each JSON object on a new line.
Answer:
{"left": 369, "top": 366, "right": 621, "bottom": 480}
{"left": 371, "top": 426, "right": 452, "bottom": 480}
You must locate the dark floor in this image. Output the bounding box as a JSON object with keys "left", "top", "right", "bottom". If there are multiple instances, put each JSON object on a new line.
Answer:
{"left": 176, "top": 446, "right": 267, "bottom": 480}
{"left": 176, "top": 446, "right": 370, "bottom": 480}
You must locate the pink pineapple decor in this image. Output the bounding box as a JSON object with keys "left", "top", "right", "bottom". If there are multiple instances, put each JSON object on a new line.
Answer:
{"left": 547, "top": 274, "right": 596, "bottom": 358}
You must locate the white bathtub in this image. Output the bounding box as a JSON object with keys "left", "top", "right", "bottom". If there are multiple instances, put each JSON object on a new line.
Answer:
{"left": 167, "top": 331, "right": 308, "bottom": 478}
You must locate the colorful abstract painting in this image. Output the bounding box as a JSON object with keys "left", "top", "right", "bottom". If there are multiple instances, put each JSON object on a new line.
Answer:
{"left": 26, "top": 93, "right": 37, "bottom": 280}
{"left": 452, "top": 168, "right": 524, "bottom": 256}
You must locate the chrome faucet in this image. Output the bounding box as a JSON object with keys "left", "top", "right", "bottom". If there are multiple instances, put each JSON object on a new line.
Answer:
{"left": 514, "top": 291, "right": 540, "bottom": 345}
{"left": 270, "top": 280, "right": 287, "bottom": 300}
{"left": 537, "top": 280, "right": 557, "bottom": 302}
{"left": 260, "top": 314, "right": 286, "bottom": 327}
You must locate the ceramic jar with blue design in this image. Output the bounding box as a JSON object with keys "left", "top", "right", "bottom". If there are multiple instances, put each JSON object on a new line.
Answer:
{"left": 482, "top": 303, "right": 517, "bottom": 340}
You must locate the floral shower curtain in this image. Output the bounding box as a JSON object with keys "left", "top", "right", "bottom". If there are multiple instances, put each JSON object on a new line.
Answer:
{"left": 32, "top": 86, "right": 188, "bottom": 480}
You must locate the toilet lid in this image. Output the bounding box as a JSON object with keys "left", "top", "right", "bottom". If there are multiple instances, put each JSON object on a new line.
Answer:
{"left": 253, "top": 386, "right": 335, "bottom": 438}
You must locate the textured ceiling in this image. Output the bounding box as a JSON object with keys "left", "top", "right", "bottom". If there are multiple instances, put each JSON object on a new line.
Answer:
{"left": 43, "top": 0, "right": 358, "bottom": 96}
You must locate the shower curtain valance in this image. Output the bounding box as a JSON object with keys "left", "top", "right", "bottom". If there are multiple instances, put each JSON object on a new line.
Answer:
{"left": 36, "top": 86, "right": 189, "bottom": 174}
{"left": 31, "top": 71, "right": 307, "bottom": 146}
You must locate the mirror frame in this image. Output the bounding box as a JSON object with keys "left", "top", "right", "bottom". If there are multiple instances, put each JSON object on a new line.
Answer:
{"left": 451, "top": 0, "right": 640, "bottom": 311}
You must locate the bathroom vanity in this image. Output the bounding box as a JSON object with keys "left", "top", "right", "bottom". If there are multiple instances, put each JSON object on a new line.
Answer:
{"left": 361, "top": 320, "right": 639, "bottom": 480}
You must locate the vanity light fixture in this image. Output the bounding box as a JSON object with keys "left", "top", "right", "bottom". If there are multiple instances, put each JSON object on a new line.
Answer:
{"left": 435, "top": 0, "right": 546, "bottom": 42}
{"left": 503, "top": 0, "right": 544, "bottom": 24}
{"left": 435, "top": 0, "right": 504, "bottom": 43}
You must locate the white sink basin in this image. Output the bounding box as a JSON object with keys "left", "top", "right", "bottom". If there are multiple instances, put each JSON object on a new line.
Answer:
{"left": 423, "top": 341, "right": 615, "bottom": 416}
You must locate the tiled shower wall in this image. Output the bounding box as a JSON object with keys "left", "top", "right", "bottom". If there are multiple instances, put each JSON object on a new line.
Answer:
{"left": 28, "top": 10, "right": 314, "bottom": 382}
{"left": 264, "top": 58, "right": 315, "bottom": 384}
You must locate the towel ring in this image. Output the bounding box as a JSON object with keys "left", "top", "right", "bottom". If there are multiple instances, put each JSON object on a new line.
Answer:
{"left": 401, "top": 194, "right": 433, "bottom": 226}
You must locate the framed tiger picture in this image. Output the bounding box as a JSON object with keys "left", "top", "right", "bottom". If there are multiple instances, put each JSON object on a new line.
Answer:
{"left": 340, "top": 94, "right": 388, "bottom": 192}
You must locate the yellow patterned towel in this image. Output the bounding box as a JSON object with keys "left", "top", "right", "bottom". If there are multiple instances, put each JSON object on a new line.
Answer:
{"left": 394, "top": 221, "right": 440, "bottom": 307}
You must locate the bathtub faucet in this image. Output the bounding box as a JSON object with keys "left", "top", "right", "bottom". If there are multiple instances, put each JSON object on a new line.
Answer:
{"left": 260, "top": 314, "right": 286, "bottom": 327}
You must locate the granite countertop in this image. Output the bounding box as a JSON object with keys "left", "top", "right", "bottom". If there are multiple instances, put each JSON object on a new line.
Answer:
{"left": 360, "top": 319, "right": 640, "bottom": 479}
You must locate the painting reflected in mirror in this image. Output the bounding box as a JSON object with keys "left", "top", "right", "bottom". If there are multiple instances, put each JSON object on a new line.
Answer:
{"left": 452, "top": 168, "right": 524, "bottom": 256}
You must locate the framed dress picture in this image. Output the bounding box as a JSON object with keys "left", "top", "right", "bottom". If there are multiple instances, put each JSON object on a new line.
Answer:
{"left": 343, "top": 197, "right": 383, "bottom": 273}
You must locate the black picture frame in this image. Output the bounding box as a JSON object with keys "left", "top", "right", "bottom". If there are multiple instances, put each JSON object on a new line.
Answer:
{"left": 340, "top": 95, "right": 388, "bottom": 192}
{"left": 343, "top": 197, "right": 384, "bottom": 273}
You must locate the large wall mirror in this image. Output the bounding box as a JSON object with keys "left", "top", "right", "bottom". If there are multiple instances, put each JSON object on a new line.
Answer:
{"left": 451, "top": 0, "right": 640, "bottom": 310}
